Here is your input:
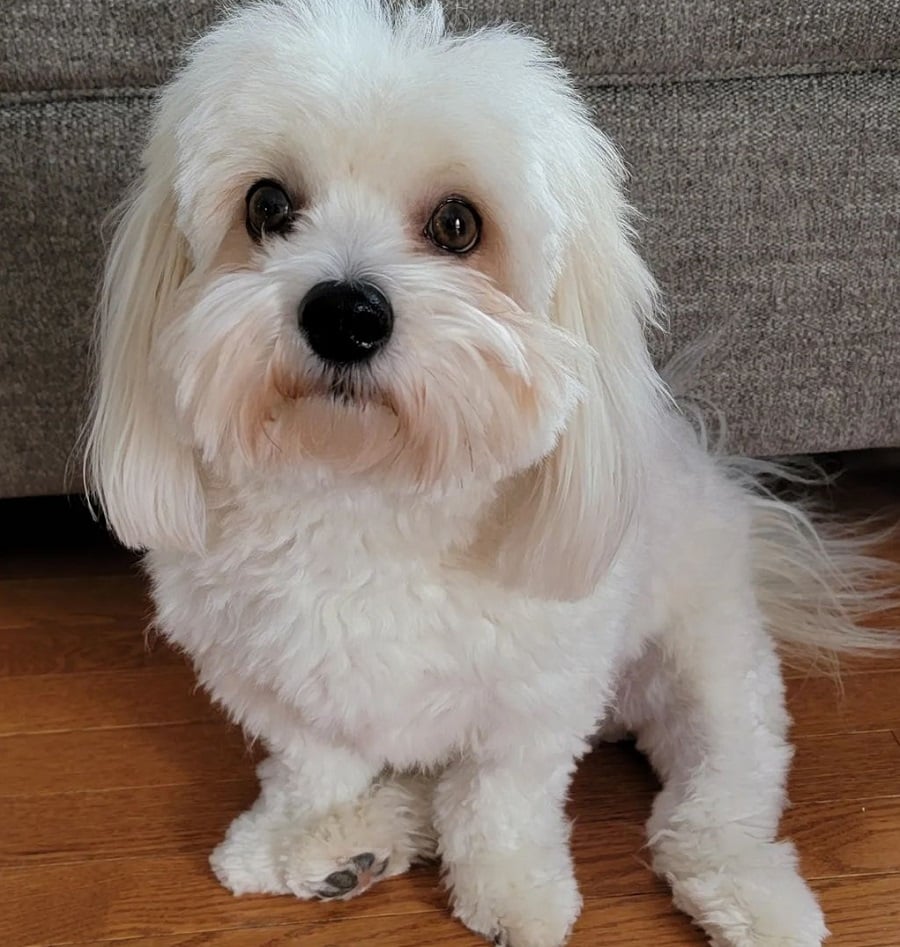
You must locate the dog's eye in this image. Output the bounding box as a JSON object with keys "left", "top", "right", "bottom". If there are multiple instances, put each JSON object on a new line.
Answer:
{"left": 246, "top": 180, "right": 293, "bottom": 240}
{"left": 425, "top": 197, "right": 481, "bottom": 254}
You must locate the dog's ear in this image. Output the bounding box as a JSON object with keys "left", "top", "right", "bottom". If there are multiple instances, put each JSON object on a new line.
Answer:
{"left": 84, "top": 152, "right": 206, "bottom": 552}
{"left": 491, "top": 128, "right": 665, "bottom": 601}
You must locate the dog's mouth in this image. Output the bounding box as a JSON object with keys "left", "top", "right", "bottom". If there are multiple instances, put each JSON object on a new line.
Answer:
{"left": 326, "top": 367, "right": 372, "bottom": 405}
{"left": 272, "top": 360, "right": 399, "bottom": 420}
{"left": 309, "top": 365, "right": 399, "bottom": 419}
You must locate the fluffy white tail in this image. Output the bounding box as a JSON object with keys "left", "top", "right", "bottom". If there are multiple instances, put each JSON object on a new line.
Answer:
{"left": 662, "top": 346, "right": 899, "bottom": 673}
{"left": 730, "top": 458, "right": 899, "bottom": 672}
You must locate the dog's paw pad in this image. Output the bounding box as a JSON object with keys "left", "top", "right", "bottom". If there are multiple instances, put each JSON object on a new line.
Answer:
{"left": 314, "top": 853, "right": 390, "bottom": 900}
{"left": 320, "top": 869, "right": 358, "bottom": 895}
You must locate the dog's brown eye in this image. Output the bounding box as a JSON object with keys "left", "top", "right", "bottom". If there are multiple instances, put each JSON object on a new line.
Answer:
{"left": 246, "top": 180, "right": 293, "bottom": 240}
{"left": 426, "top": 198, "right": 481, "bottom": 254}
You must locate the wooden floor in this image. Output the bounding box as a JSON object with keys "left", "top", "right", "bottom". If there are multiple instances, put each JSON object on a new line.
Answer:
{"left": 2, "top": 478, "right": 899, "bottom": 947}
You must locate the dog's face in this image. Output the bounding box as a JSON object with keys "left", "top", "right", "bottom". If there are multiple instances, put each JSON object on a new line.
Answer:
{"left": 89, "top": 0, "right": 662, "bottom": 599}
{"left": 156, "top": 1, "right": 587, "bottom": 492}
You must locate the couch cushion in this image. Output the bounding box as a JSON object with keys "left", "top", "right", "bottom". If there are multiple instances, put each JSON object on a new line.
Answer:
{"left": 3, "top": 0, "right": 899, "bottom": 97}
{"left": 2, "top": 69, "right": 898, "bottom": 499}
{"left": 2, "top": 2, "right": 898, "bottom": 498}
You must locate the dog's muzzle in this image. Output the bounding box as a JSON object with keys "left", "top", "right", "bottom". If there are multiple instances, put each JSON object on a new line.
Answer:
{"left": 298, "top": 280, "right": 393, "bottom": 365}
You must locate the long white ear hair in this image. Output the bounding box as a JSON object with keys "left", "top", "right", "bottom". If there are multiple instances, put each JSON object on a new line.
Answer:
{"left": 492, "top": 118, "right": 668, "bottom": 601}
{"left": 83, "top": 137, "right": 205, "bottom": 552}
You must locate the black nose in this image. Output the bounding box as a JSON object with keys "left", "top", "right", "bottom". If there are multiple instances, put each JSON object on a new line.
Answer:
{"left": 298, "top": 280, "right": 393, "bottom": 364}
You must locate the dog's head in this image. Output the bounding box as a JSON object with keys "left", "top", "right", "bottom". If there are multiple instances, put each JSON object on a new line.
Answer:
{"left": 87, "top": 0, "right": 663, "bottom": 599}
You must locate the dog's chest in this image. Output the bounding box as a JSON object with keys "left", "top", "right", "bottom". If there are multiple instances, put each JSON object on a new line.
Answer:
{"left": 148, "top": 521, "right": 603, "bottom": 767}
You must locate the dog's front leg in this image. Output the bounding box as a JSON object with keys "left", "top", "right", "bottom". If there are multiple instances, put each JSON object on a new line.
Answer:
{"left": 210, "top": 733, "right": 393, "bottom": 900}
{"left": 434, "top": 747, "right": 582, "bottom": 947}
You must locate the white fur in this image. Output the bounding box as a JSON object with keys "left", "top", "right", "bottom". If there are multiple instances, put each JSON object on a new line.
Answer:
{"left": 85, "top": 2, "right": 897, "bottom": 945}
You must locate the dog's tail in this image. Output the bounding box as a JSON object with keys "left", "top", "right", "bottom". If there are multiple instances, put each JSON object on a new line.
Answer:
{"left": 728, "top": 457, "right": 899, "bottom": 672}
{"left": 661, "top": 343, "right": 900, "bottom": 673}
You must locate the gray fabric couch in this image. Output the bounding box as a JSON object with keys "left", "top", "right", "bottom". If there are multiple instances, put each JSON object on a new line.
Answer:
{"left": 2, "top": 1, "right": 898, "bottom": 499}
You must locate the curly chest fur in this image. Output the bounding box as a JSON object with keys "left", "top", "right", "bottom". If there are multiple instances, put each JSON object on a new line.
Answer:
{"left": 146, "top": 492, "right": 618, "bottom": 767}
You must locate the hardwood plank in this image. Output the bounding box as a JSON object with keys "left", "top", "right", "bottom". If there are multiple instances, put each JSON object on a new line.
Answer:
{"left": 10, "top": 857, "right": 900, "bottom": 947}
{"left": 0, "top": 575, "right": 150, "bottom": 631}
{"left": 814, "top": 875, "right": 900, "bottom": 946}
{"left": 572, "top": 793, "right": 900, "bottom": 900}
{"left": 576, "top": 892, "right": 705, "bottom": 947}
{"left": 77, "top": 911, "right": 478, "bottom": 947}
{"left": 8, "top": 780, "right": 898, "bottom": 896}
{"left": 0, "top": 544, "right": 136, "bottom": 581}
{"left": 787, "top": 670, "right": 900, "bottom": 736}
{"left": 571, "top": 819, "right": 657, "bottom": 897}
{"left": 70, "top": 871, "right": 900, "bottom": 947}
{"left": 0, "top": 776, "right": 652, "bottom": 895}
{"left": 0, "top": 722, "right": 256, "bottom": 797}
{"left": 567, "top": 742, "right": 660, "bottom": 821}
{"left": 83, "top": 890, "right": 704, "bottom": 947}
{"left": 789, "top": 731, "right": 900, "bottom": 804}
{"left": 575, "top": 796, "right": 900, "bottom": 892}
{"left": 0, "top": 800, "right": 660, "bottom": 900}
{"left": 784, "top": 798, "right": 900, "bottom": 879}
{"left": 0, "top": 853, "right": 703, "bottom": 947}
{"left": 0, "top": 624, "right": 182, "bottom": 678}
{"left": 2, "top": 809, "right": 661, "bottom": 943}
{"left": 3, "top": 724, "right": 895, "bottom": 821}
{"left": 577, "top": 731, "right": 900, "bottom": 817}
{"left": 0, "top": 853, "right": 448, "bottom": 947}
{"left": 0, "top": 797, "right": 667, "bottom": 940}
{"left": 0, "top": 781, "right": 256, "bottom": 868}
{"left": 0, "top": 666, "right": 216, "bottom": 736}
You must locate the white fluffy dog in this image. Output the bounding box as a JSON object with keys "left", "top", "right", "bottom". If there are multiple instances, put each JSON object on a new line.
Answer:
{"left": 85, "top": 2, "right": 895, "bottom": 945}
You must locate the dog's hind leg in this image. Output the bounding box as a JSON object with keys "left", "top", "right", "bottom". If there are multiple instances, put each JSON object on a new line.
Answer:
{"left": 618, "top": 604, "right": 827, "bottom": 947}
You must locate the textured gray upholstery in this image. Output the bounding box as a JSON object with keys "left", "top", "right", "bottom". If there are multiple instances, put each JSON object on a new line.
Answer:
{"left": 5, "top": 1, "right": 898, "bottom": 92}
{"left": 2, "top": 1, "right": 899, "bottom": 497}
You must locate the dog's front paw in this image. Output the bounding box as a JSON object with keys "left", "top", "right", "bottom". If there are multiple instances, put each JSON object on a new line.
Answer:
{"left": 210, "top": 809, "right": 397, "bottom": 901}
{"left": 281, "top": 779, "right": 434, "bottom": 900}
{"left": 211, "top": 776, "right": 436, "bottom": 901}
{"left": 448, "top": 851, "right": 582, "bottom": 947}
{"left": 210, "top": 807, "right": 292, "bottom": 896}
{"left": 284, "top": 847, "right": 393, "bottom": 900}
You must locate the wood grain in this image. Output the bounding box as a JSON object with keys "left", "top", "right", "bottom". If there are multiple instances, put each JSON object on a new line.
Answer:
{"left": 76, "top": 892, "right": 707, "bottom": 947}
{"left": 785, "top": 799, "right": 900, "bottom": 880}
{"left": 0, "top": 854, "right": 448, "bottom": 947}
{"left": 44, "top": 874, "right": 900, "bottom": 947}
{"left": 0, "top": 722, "right": 257, "bottom": 796}
{"left": 0, "top": 575, "right": 150, "bottom": 631}
{"left": 0, "top": 623, "right": 182, "bottom": 677}
{"left": 0, "top": 781, "right": 256, "bottom": 868}
{"left": 0, "top": 481, "right": 897, "bottom": 946}
{"left": 787, "top": 669, "right": 900, "bottom": 736}
{"left": 0, "top": 666, "right": 215, "bottom": 736}
{"left": 814, "top": 875, "right": 900, "bottom": 946}
{"left": 789, "top": 731, "right": 900, "bottom": 803}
